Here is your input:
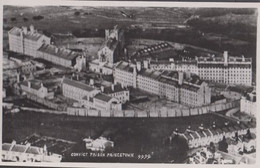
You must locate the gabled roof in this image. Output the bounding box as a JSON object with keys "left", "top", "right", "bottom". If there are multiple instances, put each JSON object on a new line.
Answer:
{"left": 103, "top": 84, "right": 127, "bottom": 94}
{"left": 8, "top": 27, "right": 21, "bottom": 36}
{"left": 26, "top": 146, "right": 40, "bottom": 155}
{"left": 63, "top": 78, "right": 95, "bottom": 92}
{"left": 115, "top": 61, "right": 134, "bottom": 73}
{"left": 21, "top": 80, "right": 41, "bottom": 90}
{"left": 11, "top": 144, "right": 27, "bottom": 153}
{"left": 2, "top": 143, "right": 12, "bottom": 151}
{"left": 38, "top": 44, "right": 79, "bottom": 61}
{"left": 94, "top": 93, "right": 112, "bottom": 102}
{"left": 9, "top": 27, "right": 46, "bottom": 41}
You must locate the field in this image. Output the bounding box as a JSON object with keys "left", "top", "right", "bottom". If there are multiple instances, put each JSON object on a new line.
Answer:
{"left": 3, "top": 6, "right": 256, "bottom": 74}
{"left": 3, "top": 109, "right": 234, "bottom": 163}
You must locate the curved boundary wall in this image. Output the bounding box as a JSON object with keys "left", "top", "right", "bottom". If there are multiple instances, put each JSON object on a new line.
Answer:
{"left": 67, "top": 100, "right": 240, "bottom": 118}
{"left": 19, "top": 92, "right": 240, "bottom": 118}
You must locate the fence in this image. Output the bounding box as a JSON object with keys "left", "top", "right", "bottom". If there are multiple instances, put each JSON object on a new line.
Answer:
{"left": 67, "top": 100, "right": 240, "bottom": 118}
{"left": 20, "top": 91, "right": 240, "bottom": 118}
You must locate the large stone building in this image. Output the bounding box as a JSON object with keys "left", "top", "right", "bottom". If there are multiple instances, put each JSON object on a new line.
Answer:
{"left": 101, "top": 83, "right": 130, "bottom": 103}
{"left": 97, "top": 25, "right": 125, "bottom": 65}
{"left": 147, "top": 51, "right": 252, "bottom": 86}
{"left": 8, "top": 25, "right": 86, "bottom": 70}
{"left": 62, "top": 78, "right": 99, "bottom": 102}
{"left": 20, "top": 79, "right": 54, "bottom": 99}
{"left": 37, "top": 44, "right": 80, "bottom": 68}
{"left": 62, "top": 78, "right": 122, "bottom": 111}
{"left": 114, "top": 61, "right": 211, "bottom": 107}
{"left": 8, "top": 25, "right": 51, "bottom": 57}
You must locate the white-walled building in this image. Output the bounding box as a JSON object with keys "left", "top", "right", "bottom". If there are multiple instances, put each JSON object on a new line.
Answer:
{"left": 2, "top": 141, "right": 62, "bottom": 162}
{"left": 62, "top": 78, "right": 98, "bottom": 102}
{"left": 114, "top": 61, "right": 211, "bottom": 107}
{"left": 37, "top": 44, "right": 80, "bottom": 68}
{"left": 147, "top": 51, "right": 252, "bottom": 86}
{"left": 180, "top": 122, "right": 253, "bottom": 149}
{"left": 20, "top": 80, "right": 54, "bottom": 99}
{"left": 62, "top": 78, "right": 122, "bottom": 111}
{"left": 102, "top": 83, "right": 130, "bottom": 103}
{"left": 240, "top": 90, "right": 256, "bottom": 117}
{"left": 8, "top": 25, "right": 51, "bottom": 57}
{"left": 89, "top": 59, "right": 113, "bottom": 75}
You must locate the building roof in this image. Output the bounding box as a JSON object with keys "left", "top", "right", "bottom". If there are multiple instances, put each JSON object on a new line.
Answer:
{"left": 94, "top": 93, "right": 113, "bottom": 102}
{"left": 115, "top": 61, "right": 134, "bottom": 73}
{"left": 38, "top": 44, "right": 79, "bottom": 61}
{"left": 11, "top": 144, "right": 27, "bottom": 153}
{"left": 103, "top": 84, "right": 127, "bottom": 94}
{"left": 9, "top": 27, "right": 46, "bottom": 41}
{"left": 21, "top": 80, "right": 42, "bottom": 90}
{"left": 8, "top": 27, "right": 21, "bottom": 36}
{"left": 139, "top": 69, "right": 162, "bottom": 80}
{"left": 63, "top": 78, "right": 95, "bottom": 92}
{"left": 209, "top": 129, "right": 218, "bottom": 136}
{"left": 2, "top": 143, "right": 12, "bottom": 151}
{"left": 190, "top": 131, "right": 199, "bottom": 139}
{"left": 183, "top": 132, "right": 193, "bottom": 141}
{"left": 203, "top": 130, "right": 212, "bottom": 137}
{"left": 196, "top": 131, "right": 206, "bottom": 138}
{"left": 26, "top": 146, "right": 40, "bottom": 155}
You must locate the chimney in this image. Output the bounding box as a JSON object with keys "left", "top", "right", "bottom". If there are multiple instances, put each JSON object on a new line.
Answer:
{"left": 29, "top": 25, "right": 35, "bottom": 33}
{"left": 55, "top": 47, "right": 59, "bottom": 53}
{"left": 136, "top": 62, "right": 141, "bottom": 71}
{"left": 10, "top": 140, "right": 17, "bottom": 151}
{"left": 199, "top": 123, "right": 204, "bottom": 130}
{"left": 90, "top": 79, "right": 94, "bottom": 86}
{"left": 223, "top": 51, "right": 228, "bottom": 66}
{"left": 22, "top": 26, "right": 28, "bottom": 34}
{"left": 28, "top": 81, "right": 31, "bottom": 88}
{"left": 25, "top": 142, "right": 31, "bottom": 151}
{"left": 143, "top": 60, "right": 149, "bottom": 69}
{"left": 43, "top": 144, "right": 47, "bottom": 154}
{"left": 111, "top": 84, "right": 114, "bottom": 91}
{"left": 178, "top": 72, "right": 184, "bottom": 85}
{"left": 41, "top": 82, "right": 44, "bottom": 88}
{"left": 121, "top": 83, "right": 124, "bottom": 89}
{"left": 17, "top": 72, "right": 20, "bottom": 83}
{"left": 186, "top": 70, "right": 191, "bottom": 79}
{"left": 101, "top": 86, "right": 104, "bottom": 92}
{"left": 242, "top": 55, "right": 245, "bottom": 62}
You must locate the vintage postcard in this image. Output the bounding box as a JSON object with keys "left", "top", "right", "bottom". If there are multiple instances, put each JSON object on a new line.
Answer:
{"left": 0, "top": 0, "right": 259, "bottom": 167}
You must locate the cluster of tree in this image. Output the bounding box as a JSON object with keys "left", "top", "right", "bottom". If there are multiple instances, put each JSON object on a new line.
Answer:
{"left": 23, "top": 17, "right": 29, "bottom": 22}
{"left": 72, "top": 29, "right": 104, "bottom": 38}
{"left": 194, "top": 8, "right": 256, "bottom": 18}
{"left": 32, "top": 15, "right": 44, "bottom": 21}
{"left": 74, "top": 11, "right": 81, "bottom": 16}
{"left": 10, "top": 17, "right": 16, "bottom": 22}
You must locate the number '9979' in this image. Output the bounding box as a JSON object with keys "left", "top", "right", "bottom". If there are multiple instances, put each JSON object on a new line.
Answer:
{"left": 137, "top": 154, "right": 151, "bottom": 159}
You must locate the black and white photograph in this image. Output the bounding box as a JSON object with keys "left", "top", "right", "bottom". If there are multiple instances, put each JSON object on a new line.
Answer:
{"left": 1, "top": 0, "right": 258, "bottom": 165}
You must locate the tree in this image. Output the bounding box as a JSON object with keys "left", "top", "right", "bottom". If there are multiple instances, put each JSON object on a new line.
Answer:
{"left": 218, "top": 136, "right": 228, "bottom": 153}
{"left": 10, "top": 17, "right": 16, "bottom": 22}
{"left": 74, "top": 11, "right": 80, "bottom": 16}
{"left": 23, "top": 17, "right": 28, "bottom": 22}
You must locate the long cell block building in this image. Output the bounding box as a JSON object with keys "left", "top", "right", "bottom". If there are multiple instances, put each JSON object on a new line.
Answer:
{"left": 148, "top": 51, "right": 252, "bottom": 86}
{"left": 114, "top": 61, "right": 211, "bottom": 107}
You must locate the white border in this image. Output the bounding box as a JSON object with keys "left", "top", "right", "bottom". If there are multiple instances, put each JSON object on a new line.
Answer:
{"left": 0, "top": 0, "right": 260, "bottom": 168}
